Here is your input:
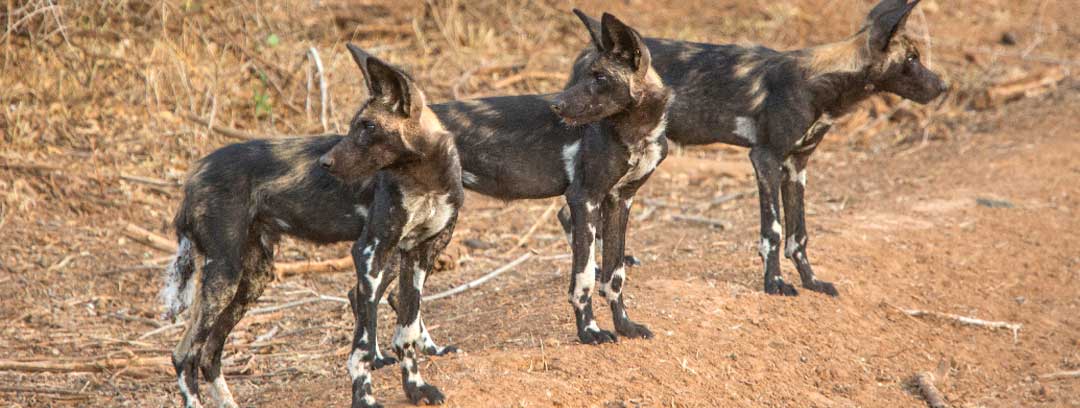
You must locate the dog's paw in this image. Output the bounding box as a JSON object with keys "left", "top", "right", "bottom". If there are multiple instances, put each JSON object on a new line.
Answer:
{"left": 623, "top": 255, "right": 642, "bottom": 267}
{"left": 578, "top": 327, "right": 618, "bottom": 345}
{"left": 765, "top": 278, "right": 799, "bottom": 296}
{"left": 805, "top": 279, "right": 839, "bottom": 297}
{"left": 615, "top": 320, "right": 653, "bottom": 339}
{"left": 424, "top": 344, "right": 459, "bottom": 356}
{"left": 405, "top": 383, "right": 446, "bottom": 405}
{"left": 370, "top": 354, "right": 397, "bottom": 370}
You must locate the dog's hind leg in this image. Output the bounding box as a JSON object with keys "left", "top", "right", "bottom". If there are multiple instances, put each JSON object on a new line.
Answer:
{"left": 198, "top": 230, "right": 275, "bottom": 408}
{"left": 781, "top": 151, "right": 838, "bottom": 297}
{"left": 599, "top": 193, "right": 653, "bottom": 339}
{"left": 172, "top": 247, "right": 244, "bottom": 407}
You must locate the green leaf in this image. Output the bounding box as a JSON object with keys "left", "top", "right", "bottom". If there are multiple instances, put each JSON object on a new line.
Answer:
{"left": 266, "top": 34, "right": 280, "bottom": 48}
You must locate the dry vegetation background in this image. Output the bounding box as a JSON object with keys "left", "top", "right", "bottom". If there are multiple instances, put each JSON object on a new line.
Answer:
{"left": 1, "top": 0, "right": 1078, "bottom": 407}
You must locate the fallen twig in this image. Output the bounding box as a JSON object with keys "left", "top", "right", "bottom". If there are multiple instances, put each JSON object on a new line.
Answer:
{"left": 0, "top": 385, "right": 87, "bottom": 396}
{"left": 1040, "top": 370, "right": 1080, "bottom": 380}
{"left": 276, "top": 256, "right": 353, "bottom": 277}
{"left": 491, "top": 71, "right": 565, "bottom": 89}
{"left": 671, "top": 214, "right": 730, "bottom": 230}
{"left": 709, "top": 190, "right": 753, "bottom": 207}
{"left": 119, "top": 173, "right": 179, "bottom": 188}
{"left": 180, "top": 112, "right": 263, "bottom": 140}
{"left": 248, "top": 294, "right": 348, "bottom": 316}
{"left": 0, "top": 356, "right": 171, "bottom": 375}
{"left": 308, "top": 47, "right": 329, "bottom": 132}
{"left": 901, "top": 308, "right": 1021, "bottom": 342}
{"left": 122, "top": 223, "right": 177, "bottom": 253}
{"left": 915, "top": 371, "right": 948, "bottom": 408}
{"left": 515, "top": 200, "right": 559, "bottom": 248}
{"left": 423, "top": 253, "right": 533, "bottom": 302}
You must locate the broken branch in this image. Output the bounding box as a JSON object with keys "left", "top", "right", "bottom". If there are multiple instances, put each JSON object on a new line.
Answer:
{"left": 915, "top": 371, "right": 948, "bottom": 408}
{"left": 901, "top": 308, "right": 1021, "bottom": 342}
{"left": 423, "top": 253, "right": 533, "bottom": 302}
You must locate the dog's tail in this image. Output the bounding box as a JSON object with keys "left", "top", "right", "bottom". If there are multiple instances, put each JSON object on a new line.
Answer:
{"left": 160, "top": 235, "right": 196, "bottom": 320}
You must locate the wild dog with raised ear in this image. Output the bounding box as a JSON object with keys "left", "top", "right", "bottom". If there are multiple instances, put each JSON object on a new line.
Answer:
{"left": 430, "top": 13, "right": 670, "bottom": 344}
{"left": 320, "top": 45, "right": 463, "bottom": 408}
{"left": 161, "top": 44, "right": 460, "bottom": 408}
{"left": 569, "top": 0, "right": 947, "bottom": 297}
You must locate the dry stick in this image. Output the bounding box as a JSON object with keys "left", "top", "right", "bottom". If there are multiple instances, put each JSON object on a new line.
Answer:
{"left": 423, "top": 253, "right": 533, "bottom": 302}
{"left": 122, "top": 222, "right": 353, "bottom": 275}
{"left": 0, "top": 356, "right": 171, "bottom": 375}
{"left": 119, "top": 173, "right": 178, "bottom": 187}
{"left": 122, "top": 223, "right": 177, "bottom": 253}
{"left": 308, "top": 47, "right": 328, "bottom": 132}
{"left": 180, "top": 112, "right": 262, "bottom": 140}
{"left": 515, "top": 200, "right": 559, "bottom": 248}
{"left": 901, "top": 308, "right": 1022, "bottom": 342}
{"left": 915, "top": 371, "right": 948, "bottom": 408}
{"left": 671, "top": 214, "right": 730, "bottom": 230}
{"left": 0, "top": 385, "right": 87, "bottom": 396}
{"left": 1040, "top": 370, "right": 1080, "bottom": 380}
{"left": 709, "top": 190, "right": 753, "bottom": 207}
{"left": 491, "top": 71, "right": 565, "bottom": 89}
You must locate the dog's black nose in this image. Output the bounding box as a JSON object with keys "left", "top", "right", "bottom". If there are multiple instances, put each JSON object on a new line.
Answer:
{"left": 550, "top": 103, "right": 562, "bottom": 114}
{"left": 319, "top": 155, "right": 334, "bottom": 169}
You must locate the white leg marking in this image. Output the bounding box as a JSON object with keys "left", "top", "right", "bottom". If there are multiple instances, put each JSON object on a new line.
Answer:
{"left": 771, "top": 220, "right": 782, "bottom": 236}
{"left": 602, "top": 265, "right": 626, "bottom": 300}
{"left": 362, "top": 239, "right": 382, "bottom": 301}
{"left": 347, "top": 348, "right": 368, "bottom": 380}
{"left": 571, "top": 223, "right": 597, "bottom": 309}
{"left": 178, "top": 372, "right": 204, "bottom": 408}
{"left": 759, "top": 237, "right": 773, "bottom": 260}
{"left": 785, "top": 235, "right": 800, "bottom": 258}
{"left": 734, "top": 116, "right": 757, "bottom": 144}
{"left": 354, "top": 205, "right": 369, "bottom": 218}
{"left": 797, "top": 169, "right": 807, "bottom": 186}
{"left": 412, "top": 264, "right": 427, "bottom": 295}
{"left": 208, "top": 376, "right": 238, "bottom": 408}
{"left": 562, "top": 140, "right": 581, "bottom": 183}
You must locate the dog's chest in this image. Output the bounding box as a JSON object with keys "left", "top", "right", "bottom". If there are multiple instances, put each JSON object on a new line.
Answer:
{"left": 399, "top": 192, "right": 454, "bottom": 250}
{"left": 613, "top": 141, "right": 664, "bottom": 190}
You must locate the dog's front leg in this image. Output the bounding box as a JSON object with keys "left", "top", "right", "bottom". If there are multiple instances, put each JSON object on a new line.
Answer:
{"left": 750, "top": 147, "right": 797, "bottom": 296}
{"left": 599, "top": 192, "right": 653, "bottom": 339}
{"left": 393, "top": 227, "right": 454, "bottom": 406}
{"left": 781, "top": 151, "right": 839, "bottom": 297}
{"left": 348, "top": 236, "right": 398, "bottom": 408}
{"left": 566, "top": 192, "right": 616, "bottom": 344}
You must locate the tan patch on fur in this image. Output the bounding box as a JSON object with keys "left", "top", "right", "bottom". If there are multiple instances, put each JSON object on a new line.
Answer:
{"left": 262, "top": 138, "right": 320, "bottom": 195}
{"left": 803, "top": 37, "right": 865, "bottom": 78}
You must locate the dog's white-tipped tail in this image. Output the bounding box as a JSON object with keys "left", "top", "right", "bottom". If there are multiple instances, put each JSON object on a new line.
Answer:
{"left": 160, "top": 237, "right": 196, "bottom": 320}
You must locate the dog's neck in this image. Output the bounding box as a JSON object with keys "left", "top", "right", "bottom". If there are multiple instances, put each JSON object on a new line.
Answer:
{"left": 607, "top": 81, "right": 672, "bottom": 147}
{"left": 391, "top": 130, "right": 458, "bottom": 195}
{"left": 796, "top": 34, "right": 878, "bottom": 117}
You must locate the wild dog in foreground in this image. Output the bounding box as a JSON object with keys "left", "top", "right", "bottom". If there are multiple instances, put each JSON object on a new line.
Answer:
{"left": 431, "top": 13, "right": 671, "bottom": 344}
{"left": 163, "top": 44, "right": 461, "bottom": 408}
{"left": 571, "top": 0, "right": 947, "bottom": 297}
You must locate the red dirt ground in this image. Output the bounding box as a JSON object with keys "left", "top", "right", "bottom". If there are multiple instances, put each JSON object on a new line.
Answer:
{"left": 2, "top": 1, "right": 1078, "bottom": 407}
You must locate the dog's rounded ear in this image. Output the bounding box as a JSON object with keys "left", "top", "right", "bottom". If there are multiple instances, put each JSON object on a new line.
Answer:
{"left": 600, "top": 13, "right": 651, "bottom": 77}
{"left": 573, "top": 9, "right": 604, "bottom": 52}
{"left": 347, "top": 43, "right": 424, "bottom": 118}
{"left": 866, "top": 0, "right": 921, "bottom": 53}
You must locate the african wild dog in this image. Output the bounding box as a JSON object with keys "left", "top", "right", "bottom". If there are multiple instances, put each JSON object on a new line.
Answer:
{"left": 569, "top": 0, "right": 947, "bottom": 296}
{"left": 323, "top": 45, "right": 463, "bottom": 408}
{"left": 162, "top": 44, "right": 461, "bottom": 408}
{"left": 429, "top": 12, "right": 670, "bottom": 344}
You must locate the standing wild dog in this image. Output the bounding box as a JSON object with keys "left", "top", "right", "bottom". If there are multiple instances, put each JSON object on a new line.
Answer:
{"left": 162, "top": 44, "right": 461, "bottom": 408}
{"left": 431, "top": 13, "right": 670, "bottom": 344}
{"left": 321, "top": 45, "right": 463, "bottom": 408}
{"left": 570, "top": 0, "right": 947, "bottom": 296}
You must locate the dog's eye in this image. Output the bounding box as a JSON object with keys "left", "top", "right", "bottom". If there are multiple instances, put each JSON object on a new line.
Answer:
{"left": 907, "top": 54, "right": 918, "bottom": 63}
{"left": 593, "top": 72, "right": 607, "bottom": 81}
{"left": 361, "top": 120, "right": 376, "bottom": 131}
